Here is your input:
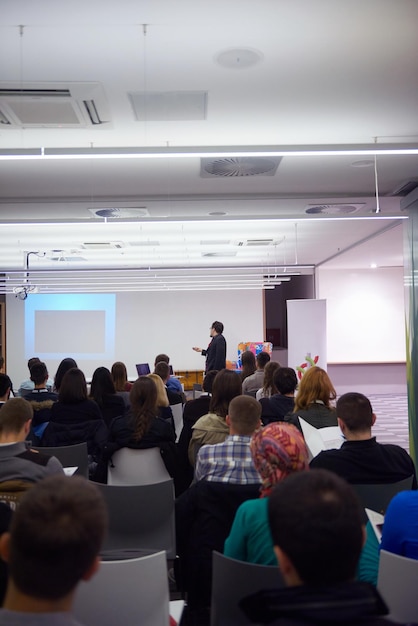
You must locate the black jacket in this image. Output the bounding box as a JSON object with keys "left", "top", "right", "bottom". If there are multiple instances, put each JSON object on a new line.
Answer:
{"left": 202, "top": 333, "right": 226, "bottom": 372}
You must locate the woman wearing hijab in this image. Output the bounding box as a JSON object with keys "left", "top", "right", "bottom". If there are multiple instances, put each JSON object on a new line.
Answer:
{"left": 224, "top": 422, "right": 309, "bottom": 565}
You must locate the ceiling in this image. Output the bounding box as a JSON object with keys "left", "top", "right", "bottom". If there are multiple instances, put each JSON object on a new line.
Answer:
{"left": 0, "top": 0, "right": 417, "bottom": 293}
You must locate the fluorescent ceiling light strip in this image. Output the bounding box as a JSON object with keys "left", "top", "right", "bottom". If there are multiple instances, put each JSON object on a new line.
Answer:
{"left": 1, "top": 143, "right": 418, "bottom": 160}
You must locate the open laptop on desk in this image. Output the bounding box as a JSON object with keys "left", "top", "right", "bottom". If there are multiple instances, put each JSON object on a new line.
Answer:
{"left": 136, "top": 363, "right": 151, "bottom": 377}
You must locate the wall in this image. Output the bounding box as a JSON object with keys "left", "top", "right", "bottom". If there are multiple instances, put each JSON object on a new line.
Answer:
{"left": 6, "top": 289, "right": 264, "bottom": 385}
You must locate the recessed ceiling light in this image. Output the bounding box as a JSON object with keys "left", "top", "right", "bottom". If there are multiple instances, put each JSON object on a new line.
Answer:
{"left": 370, "top": 263, "right": 377, "bottom": 269}
{"left": 215, "top": 48, "right": 263, "bottom": 69}
{"left": 351, "top": 160, "right": 374, "bottom": 167}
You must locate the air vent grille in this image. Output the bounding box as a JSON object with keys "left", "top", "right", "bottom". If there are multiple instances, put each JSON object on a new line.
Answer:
{"left": 201, "top": 156, "right": 281, "bottom": 177}
{"left": 305, "top": 203, "right": 365, "bottom": 215}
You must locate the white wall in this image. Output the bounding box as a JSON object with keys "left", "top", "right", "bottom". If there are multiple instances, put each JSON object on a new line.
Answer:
{"left": 6, "top": 289, "right": 264, "bottom": 386}
{"left": 316, "top": 267, "right": 406, "bottom": 364}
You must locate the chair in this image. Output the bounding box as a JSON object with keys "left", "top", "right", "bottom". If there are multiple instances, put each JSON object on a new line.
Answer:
{"left": 74, "top": 550, "right": 170, "bottom": 626}
{"left": 351, "top": 476, "right": 414, "bottom": 519}
{"left": 377, "top": 549, "right": 418, "bottom": 623}
{"left": 33, "top": 442, "right": 89, "bottom": 478}
{"left": 171, "top": 402, "right": 184, "bottom": 442}
{"left": 93, "top": 480, "right": 176, "bottom": 558}
{"left": 107, "top": 446, "right": 170, "bottom": 485}
{"left": 193, "top": 383, "right": 202, "bottom": 399}
{"left": 211, "top": 551, "right": 283, "bottom": 626}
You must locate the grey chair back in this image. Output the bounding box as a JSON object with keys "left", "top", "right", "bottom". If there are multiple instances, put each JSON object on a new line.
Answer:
{"left": 33, "top": 442, "right": 89, "bottom": 478}
{"left": 377, "top": 549, "right": 418, "bottom": 623}
{"left": 93, "top": 479, "right": 176, "bottom": 558}
{"left": 352, "top": 476, "right": 414, "bottom": 519}
{"left": 107, "top": 446, "right": 170, "bottom": 485}
{"left": 210, "top": 551, "right": 283, "bottom": 626}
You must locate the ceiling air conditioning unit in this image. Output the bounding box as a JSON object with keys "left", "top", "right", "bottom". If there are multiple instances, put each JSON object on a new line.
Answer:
{"left": 0, "top": 81, "right": 111, "bottom": 128}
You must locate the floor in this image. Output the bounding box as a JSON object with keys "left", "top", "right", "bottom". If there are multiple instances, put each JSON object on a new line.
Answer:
{"left": 368, "top": 393, "right": 410, "bottom": 452}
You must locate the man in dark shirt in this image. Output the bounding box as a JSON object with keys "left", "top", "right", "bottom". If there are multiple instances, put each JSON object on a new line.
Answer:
{"left": 260, "top": 367, "right": 297, "bottom": 425}
{"left": 193, "top": 320, "right": 226, "bottom": 372}
{"left": 310, "top": 392, "right": 416, "bottom": 487}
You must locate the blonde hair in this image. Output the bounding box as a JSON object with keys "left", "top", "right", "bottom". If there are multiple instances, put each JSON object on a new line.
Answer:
{"left": 294, "top": 366, "right": 336, "bottom": 411}
{"left": 147, "top": 373, "right": 169, "bottom": 407}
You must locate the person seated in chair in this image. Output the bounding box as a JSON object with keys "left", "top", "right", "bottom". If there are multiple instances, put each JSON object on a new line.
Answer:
{"left": 24, "top": 362, "right": 58, "bottom": 438}
{"left": 310, "top": 392, "right": 416, "bottom": 487}
{"left": 260, "top": 367, "right": 297, "bottom": 425}
{"left": 241, "top": 469, "right": 402, "bottom": 625}
{"left": 0, "top": 375, "right": 12, "bottom": 407}
{"left": 242, "top": 352, "right": 271, "bottom": 395}
{"left": 154, "top": 353, "right": 184, "bottom": 397}
{"left": 0, "top": 474, "right": 107, "bottom": 625}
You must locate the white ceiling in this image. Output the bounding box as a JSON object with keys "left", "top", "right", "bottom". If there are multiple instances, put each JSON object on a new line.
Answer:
{"left": 0, "top": 0, "right": 417, "bottom": 293}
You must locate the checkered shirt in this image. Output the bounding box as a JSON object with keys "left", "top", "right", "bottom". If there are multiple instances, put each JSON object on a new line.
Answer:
{"left": 194, "top": 435, "right": 261, "bottom": 484}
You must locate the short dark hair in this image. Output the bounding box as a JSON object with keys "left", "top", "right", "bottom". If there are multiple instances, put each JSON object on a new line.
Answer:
{"left": 154, "top": 353, "right": 169, "bottom": 365}
{"left": 268, "top": 469, "right": 364, "bottom": 584}
{"left": 0, "top": 356, "right": 4, "bottom": 369}
{"left": 154, "top": 361, "right": 170, "bottom": 381}
{"left": 336, "top": 392, "right": 373, "bottom": 432}
{"left": 211, "top": 321, "right": 224, "bottom": 334}
{"left": 0, "top": 374, "right": 12, "bottom": 398}
{"left": 228, "top": 395, "right": 261, "bottom": 436}
{"left": 256, "top": 351, "right": 270, "bottom": 368}
{"left": 0, "top": 398, "right": 33, "bottom": 435}
{"left": 58, "top": 368, "right": 87, "bottom": 403}
{"left": 202, "top": 370, "right": 218, "bottom": 393}
{"left": 209, "top": 369, "right": 242, "bottom": 418}
{"left": 27, "top": 357, "right": 41, "bottom": 372}
{"left": 8, "top": 475, "right": 107, "bottom": 599}
{"left": 29, "top": 361, "right": 48, "bottom": 386}
{"left": 274, "top": 367, "right": 298, "bottom": 395}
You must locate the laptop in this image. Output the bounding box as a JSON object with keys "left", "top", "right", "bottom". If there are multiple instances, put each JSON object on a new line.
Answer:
{"left": 135, "top": 363, "right": 151, "bottom": 377}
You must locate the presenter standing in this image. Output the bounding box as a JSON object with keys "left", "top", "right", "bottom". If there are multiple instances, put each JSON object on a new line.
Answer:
{"left": 193, "top": 321, "right": 226, "bottom": 372}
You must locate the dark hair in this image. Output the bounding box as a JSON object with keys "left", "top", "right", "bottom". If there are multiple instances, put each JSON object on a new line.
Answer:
{"left": 154, "top": 361, "right": 170, "bottom": 381}
{"left": 29, "top": 361, "right": 48, "bottom": 386}
{"left": 0, "top": 398, "right": 33, "bottom": 435}
{"left": 111, "top": 361, "right": 128, "bottom": 392}
{"left": 241, "top": 351, "right": 256, "bottom": 381}
{"left": 90, "top": 367, "right": 116, "bottom": 408}
{"left": 0, "top": 374, "right": 12, "bottom": 398}
{"left": 129, "top": 376, "right": 158, "bottom": 441}
{"left": 336, "top": 392, "right": 374, "bottom": 432}
{"left": 228, "top": 395, "right": 261, "bottom": 436}
{"left": 209, "top": 369, "right": 242, "bottom": 418}
{"left": 256, "top": 351, "right": 271, "bottom": 368}
{"left": 58, "top": 368, "right": 87, "bottom": 404}
{"left": 54, "top": 358, "right": 78, "bottom": 392}
{"left": 268, "top": 469, "right": 364, "bottom": 584}
{"left": 202, "top": 370, "right": 218, "bottom": 394}
{"left": 8, "top": 475, "right": 107, "bottom": 600}
{"left": 154, "top": 353, "right": 169, "bottom": 366}
{"left": 27, "top": 357, "right": 41, "bottom": 372}
{"left": 0, "top": 356, "right": 4, "bottom": 370}
{"left": 261, "top": 361, "right": 280, "bottom": 396}
{"left": 211, "top": 321, "right": 224, "bottom": 334}
{"left": 274, "top": 367, "right": 298, "bottom": 395}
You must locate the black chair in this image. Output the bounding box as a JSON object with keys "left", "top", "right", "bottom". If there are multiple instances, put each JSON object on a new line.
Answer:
{"left": 351, "top": 475, "right": 414, "bottom": 521}
{"left": 33, "top": 442, "right": 89, "bottom": 478}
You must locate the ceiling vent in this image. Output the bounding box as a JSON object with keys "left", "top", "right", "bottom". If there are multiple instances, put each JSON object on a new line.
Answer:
{"left": 201, "top": 156, "right": 282, "bottom": 177}
{"left": 305, "top": 203, "right": 365, "bottom": 215}
{"left": 202, "top": 251, "right": 237, "bottom": 258}
{"left": 235, "top": 238, "right": 283, "bottom": 247}
{"left": 88, "top": 208, "right": 149, "bottom": 218}
{"left": 0, "top": 82, "right": 110, "bottom": 128}
{"left": 81, "top": 242, "right": 125, "bottom": 250}
{"left": 129, "top": 91, "right": 207, "bottom": 121}
{"left": 389, "top": 180, "right": 418, "bottom": 197}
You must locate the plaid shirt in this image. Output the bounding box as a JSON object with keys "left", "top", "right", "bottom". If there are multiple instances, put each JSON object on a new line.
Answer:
{"left": 195, "top": 435, "right": 261, "bottom": 485}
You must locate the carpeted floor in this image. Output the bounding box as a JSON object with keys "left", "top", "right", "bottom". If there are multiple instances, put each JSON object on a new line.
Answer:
{"left": 368, "top": 393, "right": 409, "bottom": 453}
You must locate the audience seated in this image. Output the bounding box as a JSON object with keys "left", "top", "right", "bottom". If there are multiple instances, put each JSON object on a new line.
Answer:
{"left": 285, "top": 366, "right": 338, "bottom": 431}
{"left": 0, "top": 398, "right": 63, "bottom": 508}
{"left": 95, "top": 376, "right": 178, "bottom": 487}
{"left": 240, "top": 351, "right": 256, "bottom": 383}
{"left": 255, "top": 360, "right": 280, "bottom": 400}
{"left": 111, "top": 361, "right": 132, "bottom": 393}
{"left": 242, "top": 352, "right": 271, "bottom": 395}
{"left": 154, "top": 361, "right": 184, "bottom": 405}
{"left": 240, "top": 469, "right": 400, "bottom": 626}
{"left": 24, "top": 362, "right": 57, "bottom": 437}
{"left": 260, "top": 367, "right": 297, "bottom": 425}
{"left": 188, "top": 369, "right": 242, "bottom": 466}
{"left": 176, "top": 369, "right": 218, "bottom": 495}
{"left": 224, "top": 422, "right": 309, "bottom": 565}
{"left": 154, "top": 353, "right": 184, "bottom": 396}
{"left": 89, "top": 367, "right": 125, "bottom": 426}
{"left": 17, "top": 357, "right": 53, "bottom": 398}
{"left": 0, "top": 375, "right": 12, "bottom": 406}
{"left": 195, "top": 395, "right": 262, "bottom": 485}
{"left": 44, "top": 369, "right": 107, "bottom": 469}
{"left": 310, "top": 392, "right": 417, "bottom": 487}
{"left": 53, "top": 358, "right": 78, "bottom": 394}
{"left": 0, "top": 475, "right": 107, "bottom": 625}
{"left": 147, "top": 373, "right": 175, "bottom": 428}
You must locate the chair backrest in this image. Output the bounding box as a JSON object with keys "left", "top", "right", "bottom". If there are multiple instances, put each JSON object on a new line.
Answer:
{"left": 74, "top": 550, "right": 169, "bottom": 626}
{"left": 171, "top": 402, "right": 184, "bottom": 442}
{"left": 33, "top": 442, "right": 89, "bottom": 478}
{"left": 352, "top": 476, "right": 414, "bottom": 517}
{"left": 107, "top": 446, "right": 170, "bottom": 485}
{"left": 193, "top": 383, "right": 202, "bottom": 399}
{"left": 377, "top": 549, "right": 418, "bottom": 623}
{"left": 211, "top": 551, "right": 283, "bottom": 626}
{"left": 93, "top": 480, "right": 176, "bottom": 558}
